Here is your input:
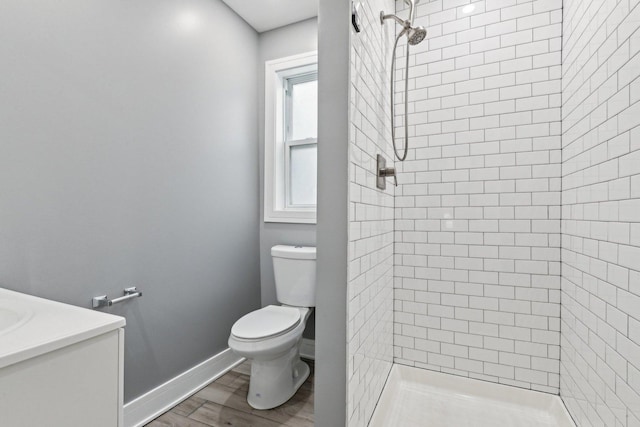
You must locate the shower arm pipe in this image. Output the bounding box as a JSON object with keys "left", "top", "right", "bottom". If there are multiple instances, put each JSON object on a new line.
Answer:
{"left": 381, "top": 0, "right": 417, "bottom": 27}
{"left": 380, "top": 13, "right": 407, "bottom": 27}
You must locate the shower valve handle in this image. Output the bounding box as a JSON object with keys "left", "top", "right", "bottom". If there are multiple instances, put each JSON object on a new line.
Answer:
{"left": 376, "top": 154, "right": 398, "bottom": 190}
{"left": 380, "top": 167, "right": 398, "bottom": 187}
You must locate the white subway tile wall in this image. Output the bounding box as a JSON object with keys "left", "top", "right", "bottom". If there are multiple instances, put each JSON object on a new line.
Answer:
{"left": 393, "top": 0, "right": 563, "bottom": 393}
{"left": 347, "top": 0, "right": 396, "bottom": 425}
{"left": 560, "top": 0, "right": 640, "bottom": 425}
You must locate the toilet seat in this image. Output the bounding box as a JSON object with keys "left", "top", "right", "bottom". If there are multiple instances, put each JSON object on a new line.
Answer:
{"left": 231, "top": 305, "right": 301, "bottom": 340}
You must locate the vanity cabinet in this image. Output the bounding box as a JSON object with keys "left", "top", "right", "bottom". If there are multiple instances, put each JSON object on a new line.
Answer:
{"left": 0, "top": 329, "right": 124, "bottom": 427}
{"left": 0, "top": 288, "right": 126, "bottom": 427}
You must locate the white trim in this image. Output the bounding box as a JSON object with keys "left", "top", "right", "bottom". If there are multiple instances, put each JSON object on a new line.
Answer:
{"left": 300, "top": 338, "right": 315, "bottom": 360}
{"left": 123, "top": 348, "right": 243, "bottom": 427}
{"left": 264, "top": 50, "right": 318, "bottom": 224}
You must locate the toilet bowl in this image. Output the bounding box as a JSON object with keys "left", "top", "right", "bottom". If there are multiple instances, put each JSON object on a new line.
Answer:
{"left": 228, "top": 305, "right": 311, "bottom": 409}
{"left": 228, "top": 245, "right": 316, "bottom": 410}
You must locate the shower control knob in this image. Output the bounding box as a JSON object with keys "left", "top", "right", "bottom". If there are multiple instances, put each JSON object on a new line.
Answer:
{"left": 376, "top": 154, "right": 398, "bottom": 190}
{"left": 380, "top": 167, "right": 398, "bottom": 186}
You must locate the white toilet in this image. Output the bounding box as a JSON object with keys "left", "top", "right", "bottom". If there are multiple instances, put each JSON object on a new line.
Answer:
{"left": 228, "top": 245, "right": 316, "bottom": 410}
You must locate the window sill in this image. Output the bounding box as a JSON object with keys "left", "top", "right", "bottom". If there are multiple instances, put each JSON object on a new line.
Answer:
{"left": 264, "top": 209, "right": 316, "bottom": 224}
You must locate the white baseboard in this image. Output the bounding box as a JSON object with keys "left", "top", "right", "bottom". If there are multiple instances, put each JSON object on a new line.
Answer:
{"left": 123, "top": 348, "right": 243, "bottom": 427}
{"left": 300, "top": 338, "right": 315, "bottom": 360}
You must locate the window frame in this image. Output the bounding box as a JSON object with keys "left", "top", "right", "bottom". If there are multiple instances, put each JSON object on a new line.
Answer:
{"left": 264, "top": 51, "right": 318, "bottom": 224}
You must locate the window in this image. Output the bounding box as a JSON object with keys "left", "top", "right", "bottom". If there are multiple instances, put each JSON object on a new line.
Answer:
{"left": 285, "top": 72, "right": 317, "bottom": 208}
{"left": 264, "top": 52, "right": 318, "bottom": 223}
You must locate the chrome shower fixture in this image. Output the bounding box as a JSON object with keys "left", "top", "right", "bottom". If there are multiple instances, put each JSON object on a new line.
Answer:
{"left": 379, "top": 8, "right": 426, "bottom": 47}
{"left": 380, "top": 0, "right": 427, "bottom": 161}
{"left": 407, "top": 25, "right": 427, "bottom": 45}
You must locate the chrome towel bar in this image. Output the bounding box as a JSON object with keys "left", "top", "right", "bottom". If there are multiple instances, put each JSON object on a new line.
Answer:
{"left": 92, "top": 287, "right": 142, "bottom": 309}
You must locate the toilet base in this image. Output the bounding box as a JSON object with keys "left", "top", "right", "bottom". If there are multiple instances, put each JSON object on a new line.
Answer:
{"left": 246, "top": 347, "right": 310, "bottom": 410}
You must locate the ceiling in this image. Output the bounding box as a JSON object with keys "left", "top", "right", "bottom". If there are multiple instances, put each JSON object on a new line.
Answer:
{"left": 221, "top": 0, "right": 318, "bottom": 33}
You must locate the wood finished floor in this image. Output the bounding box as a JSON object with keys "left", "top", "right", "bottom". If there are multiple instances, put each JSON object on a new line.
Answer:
{"left": 145, "top": 359, "right": 314, "bottom": 427}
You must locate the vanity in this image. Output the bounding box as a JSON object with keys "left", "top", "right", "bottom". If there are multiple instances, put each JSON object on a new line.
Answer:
{"left": 0, "top": 288, "right": 125, "bottom": 427}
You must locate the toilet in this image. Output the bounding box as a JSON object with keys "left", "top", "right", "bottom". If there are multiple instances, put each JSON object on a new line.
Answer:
{"left": 228, "top": 245, "right": 316, "bottom": 410}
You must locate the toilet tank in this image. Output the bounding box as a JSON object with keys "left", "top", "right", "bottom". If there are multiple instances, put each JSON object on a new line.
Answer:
{"left": 271, "top": 245, "right": 316, "bottom": 307}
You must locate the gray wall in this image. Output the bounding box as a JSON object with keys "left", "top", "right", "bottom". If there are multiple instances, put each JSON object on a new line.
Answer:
{"left": 315, "top": 0, "right": 350, "bottom": 424}
{"left": 0, "top": 0, "right": 260, "bottom": 403}
{"left": 258, "top": 18, "right": 318, "bottom": 339}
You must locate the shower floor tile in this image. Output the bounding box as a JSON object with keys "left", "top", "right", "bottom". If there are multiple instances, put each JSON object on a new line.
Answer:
{"left": 369, "top": 364, "right": 575, "bottom": 427}
{"left": 145, "top": 359, "right": 314, "bottom": 427}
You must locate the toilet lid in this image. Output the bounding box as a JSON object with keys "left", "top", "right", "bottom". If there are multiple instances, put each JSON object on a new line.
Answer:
{"left": 231, "top": 305, "right": 301, "bottom": 340}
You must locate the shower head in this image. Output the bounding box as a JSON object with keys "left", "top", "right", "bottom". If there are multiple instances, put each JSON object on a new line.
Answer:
{"left": 380, "top": 12, "right": 427, "bottom": 46}
{"left": 380, "top": 0, "right": 427, "bottom": 45}
{"left": 407, "top": 26, "right": 427, "bottom": 45}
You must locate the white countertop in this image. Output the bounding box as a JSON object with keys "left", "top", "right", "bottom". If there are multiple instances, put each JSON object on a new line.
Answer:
{"left": 0, "top": 288, "right": 125, "bottom": 369}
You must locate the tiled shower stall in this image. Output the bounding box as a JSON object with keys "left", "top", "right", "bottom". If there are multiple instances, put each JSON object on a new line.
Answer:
{"left": 346, "top": 0, "right": 640, "bottom": 425}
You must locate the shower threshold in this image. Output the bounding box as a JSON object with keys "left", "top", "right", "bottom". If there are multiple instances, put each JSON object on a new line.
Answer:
{"left": 369, "top": 364, "right": 576, "bottom": 427}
